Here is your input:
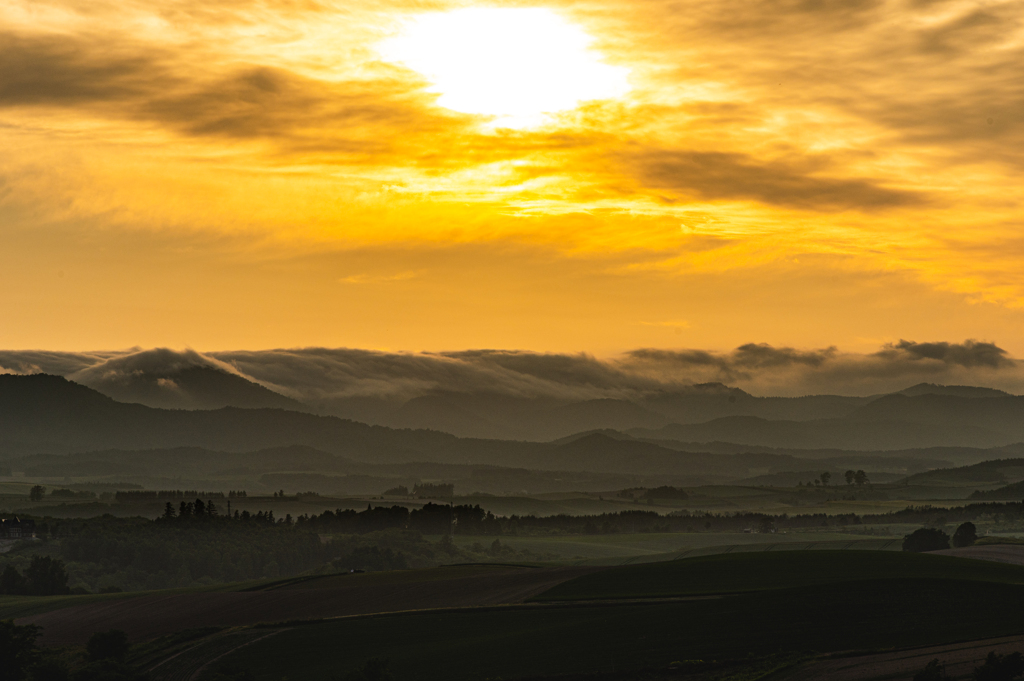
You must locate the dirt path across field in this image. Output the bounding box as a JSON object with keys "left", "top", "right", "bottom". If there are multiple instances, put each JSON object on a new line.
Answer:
{"left": 932, "top": 544, "right": 1024, "bottom": 565}
{"left": 20, "top": 565, "right": 602, "bottom": 646}
{"left": 775, "top": 634, "right": 1024, "bottom": 680}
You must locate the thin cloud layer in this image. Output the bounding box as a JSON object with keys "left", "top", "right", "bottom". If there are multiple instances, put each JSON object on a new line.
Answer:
{"left": 3, "top": 341, "right": 1023, "bottom": 402}
{"left": 619, "top": 150, "right": 922, "bottom": 212}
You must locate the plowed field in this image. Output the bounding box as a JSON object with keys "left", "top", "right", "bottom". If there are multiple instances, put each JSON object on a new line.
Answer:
{"left": 19, "top": 564, "right": 602, "bottom": 646}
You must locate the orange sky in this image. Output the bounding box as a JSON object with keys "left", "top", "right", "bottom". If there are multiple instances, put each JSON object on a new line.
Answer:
{"left": 1, "top": 0, "right": 1022, "bottom": 355}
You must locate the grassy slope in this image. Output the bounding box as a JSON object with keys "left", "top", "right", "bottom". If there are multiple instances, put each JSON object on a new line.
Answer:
{"left": 206, "top": 577, "right": 1024, "bottom": 681}
{"left": 451, "top": 531, "right": 894, "bottom": 561}
{"left": 534, "top": 549, "right": 1024, "bottom": 600}
{"left": 0, "top": 579, "right": 273, "bottom": 620}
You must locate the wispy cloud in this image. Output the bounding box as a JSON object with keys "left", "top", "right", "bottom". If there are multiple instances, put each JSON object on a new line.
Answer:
{"left": 3, "top": 340, "right": 1023, "bottom": 402}
{"left": 339, "top": 270, "right": 420, "bottom": 284}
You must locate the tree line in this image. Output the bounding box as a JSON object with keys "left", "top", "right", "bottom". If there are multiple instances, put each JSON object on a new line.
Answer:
{"left": 0, "top": 556, "right": 70, "bottom": 596}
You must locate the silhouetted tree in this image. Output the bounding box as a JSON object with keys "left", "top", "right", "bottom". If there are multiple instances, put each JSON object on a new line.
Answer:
{"left": 86, "top": 630, "right": 129, "bottom": 662}
{"left": 30, "top": 657, "right": 70, "bottom": 681}
{"left": 903, "top": 528, "right": 951, "bottom": 552}
{"left": 913, "top": 659, "right": 949, "bottom": 681}
{"left": 0, "top": 620, "right": 40, "bottom": 681}
{"left": 25, "top": 557, "right": 70, "bottom": 596}
{"left": 953, "top": 522, "right": 978, "bottom": 548}
{"left": 0, "top": 565, "right": 27, "bottom": 595}
{"left": 29, "top": 485, "right": 45, "bottom": 502}
{"left": 855, "top": 470, "right": 869, "bottom": 486}
{"left": 438, "top": 534, "right": 456, "bottom": 556}
{"left": 972, "top": 651, "right": 1024, "bottom": 681}
{"left": 845, "top": 470, "right": 855, "bottom": 485}
{"left": 820, "top": 472, "right": 831, "bottom": 486}
{"left": 162, "top": 502, "right": 176, "bottom": 520}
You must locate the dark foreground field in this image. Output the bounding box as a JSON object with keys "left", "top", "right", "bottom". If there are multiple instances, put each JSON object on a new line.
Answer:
{"left": 535, "top": 548, "right": 1024, "bottom": 600}
{"left": 17, "top": 549, "right": 1024, "bottom": 681}
{"left": 17, "top": 564, "right": 599, "bottom": 646}
{"left": 199, "top": 577, "right": 1024, "bottom": 681}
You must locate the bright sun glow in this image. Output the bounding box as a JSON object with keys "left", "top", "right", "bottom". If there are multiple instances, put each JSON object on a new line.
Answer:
{"left": 379, "top": 7, "right": 630, "bottom": 128}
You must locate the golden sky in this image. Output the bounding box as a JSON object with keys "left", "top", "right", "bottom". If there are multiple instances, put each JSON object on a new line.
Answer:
{"left": 1, "top": 0, "right": 1022, "bottom": 355}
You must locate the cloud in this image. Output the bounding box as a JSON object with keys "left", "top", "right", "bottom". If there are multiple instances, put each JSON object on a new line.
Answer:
{"left": 625, "top": 344, "right": 838, "bottom": 382}
{"left": 68, "top": 348, "right": 243, "bottom": 385}
{"left": 4, "top": 341, "right": 1024, "bottom": 405}
{"left": 0, "top": 32, "right": 164, "bottom": 106}
{"left": 618, "top": 149, "right": 923, "bottom": 212}
{"left": 876, "top": 339, "right": 1012, "bottom": 369}
{"left": 618, "top": 340, "right": 1023, "bottom": 394}
{"left": 339, "top": 270, "right": 420, "bottom": 284}
{"left": 0, "top": 30, "right": 473, "bottom": 163}
{"left": 0, "top": 350, "right": 114, "bottom": 376}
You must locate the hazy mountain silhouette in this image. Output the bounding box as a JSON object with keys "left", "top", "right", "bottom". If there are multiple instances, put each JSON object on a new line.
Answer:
{"left": 5, "top": 374, "right": 1024, "bottom": 480}
{"left": 630, "top": 411, "right": 1012, "bottom": 450}
{"left": 383, "top": 393, "right": 670, "bottom": 440}
{"left": 895, "top": 383, "right": 1011, "bottom": 398}
{"left": 902, "top": 457, "right": 1024, "bottom": 487}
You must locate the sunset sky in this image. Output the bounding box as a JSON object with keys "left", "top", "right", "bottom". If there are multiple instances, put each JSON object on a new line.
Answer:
{"left": 2, "top": 0, "right": 1022, "bottom": 356}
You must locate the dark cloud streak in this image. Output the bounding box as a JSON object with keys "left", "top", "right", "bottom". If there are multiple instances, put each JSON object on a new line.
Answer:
{"left": 618, "top": 150, "right": 923, "bottom": 211}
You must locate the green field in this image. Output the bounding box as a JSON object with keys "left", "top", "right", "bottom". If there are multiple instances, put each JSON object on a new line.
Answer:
{"left": 449, "top": 530, "right": 893, "bottom": 562}
{"left": 204, "top": 576, "right": 1024, "bottom": 681}
{"left": 0, "top": 579, "right": 274, "bottom": 620}
{"left": 534, "top": 549, "right": 1024, "bottom": 600}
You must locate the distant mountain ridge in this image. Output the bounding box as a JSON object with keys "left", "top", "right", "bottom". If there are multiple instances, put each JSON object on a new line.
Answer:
{"left": 6, "top": 374, "right": 1016, "bottom": 482}
{"left": 53, "top": 355, "right": 1018, "bottom": 442}
{"left": 78, "top": 364, "right": 304, "bottom": 411}
{"left": 331, "top": 382, "right": 1016, "bottom": 441}
{"left": 896, "top": 383, "right": 1011, "bottom": 398}
{"left": 4, "top": 373, "right": 1024, "bottom": 486}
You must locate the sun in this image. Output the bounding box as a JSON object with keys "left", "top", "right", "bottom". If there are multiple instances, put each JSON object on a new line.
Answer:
{"left": 379, "top": 7, "right": 630, "bottom": 128}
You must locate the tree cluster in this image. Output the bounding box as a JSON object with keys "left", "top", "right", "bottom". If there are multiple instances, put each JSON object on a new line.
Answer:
{"left": 844, "top": 470, "right": 870, "bottom": 486}
{"left": 0, "top": 621, "right": 145, "bottom": 681}
{"left": 0, "top": 556, "right": 70, "bottom": 596}
{"left": 902, "top": 527, "right": 951, "bottom": 552}
{"left": 913, "top": 651, "right": 1024, "bottom": 681}
{"left": 117, "top": 490, "right": 225, "bottom": 502}
{"left": 412, "top": 483, "right": 454, "bottom": 499}
{"left": 297, "top": 503, "right": 502, "bottom": 535}
{"left": 59, "top": 519, "right": 324, "bottom": 590}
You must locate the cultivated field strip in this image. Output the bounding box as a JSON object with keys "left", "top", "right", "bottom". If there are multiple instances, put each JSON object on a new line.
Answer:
{"left": 572, "top": 537, "right": 902, "bottom": 565}
{"left": 18, "top": 564, "right": 603, "bottom": 646}
{"left": 777, "top": 634, "right": 1024, "bottom": 681}
{"left": 147, "top": 630, "right": 286, "bottom": 681}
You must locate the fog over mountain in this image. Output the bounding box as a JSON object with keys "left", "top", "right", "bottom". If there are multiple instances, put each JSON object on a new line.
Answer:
{"left": 2, "top": 341, "right": 1020, "bottom": 399}
{"left": 1, "top": 341, "right": 1021, "bottom": 441}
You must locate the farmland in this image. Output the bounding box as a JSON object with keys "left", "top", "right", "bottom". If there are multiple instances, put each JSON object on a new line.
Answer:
{"left": 16, "top": 564, "right": 601, "bottom": 646}
{"left": 200, "top": 576, "right": 1024, "bottom": 681}
{"left": 37, "top": 548, "right": 1008, "bottom": 681}
{"left": 534, "top": 549, "right": 1024, "bottom": 600}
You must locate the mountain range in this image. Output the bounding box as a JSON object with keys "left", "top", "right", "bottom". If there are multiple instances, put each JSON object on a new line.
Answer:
{"left": 3, "top": 374, "right": 1024, "bottom": 484}
{"left": 59, "top": 360, "right": 1019, "bottom": 442}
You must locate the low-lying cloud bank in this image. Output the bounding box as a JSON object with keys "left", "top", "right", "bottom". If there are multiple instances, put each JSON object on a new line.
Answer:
{"left": 0, "top": 340, "right": 1021, "bottom": 405}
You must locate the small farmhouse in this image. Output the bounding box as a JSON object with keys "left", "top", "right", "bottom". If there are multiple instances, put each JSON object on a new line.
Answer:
{"left": 0, "top": 517, "right": 36, "bottom": 539}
